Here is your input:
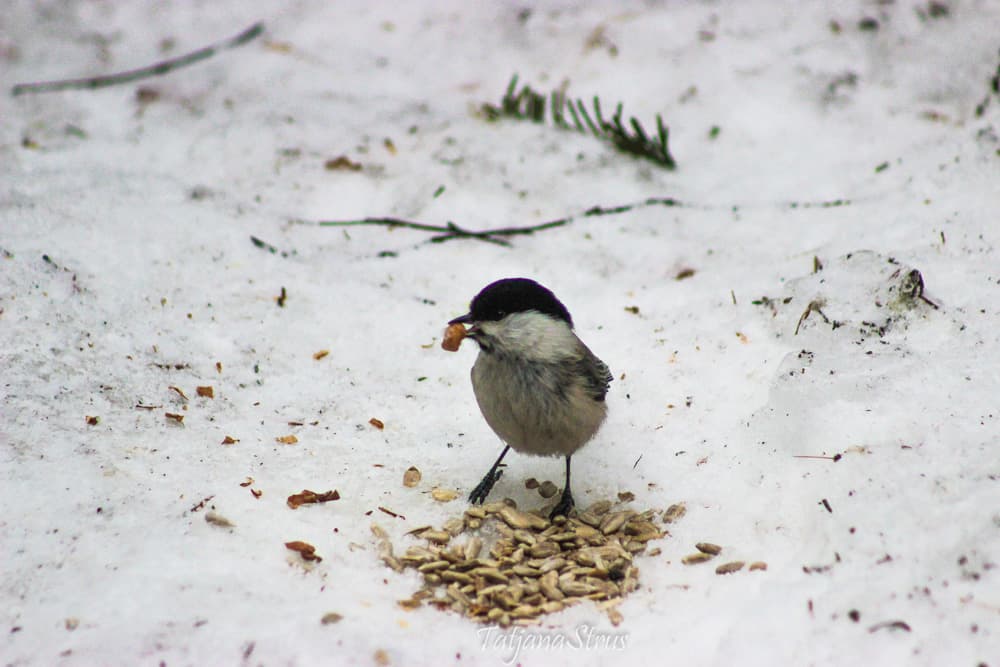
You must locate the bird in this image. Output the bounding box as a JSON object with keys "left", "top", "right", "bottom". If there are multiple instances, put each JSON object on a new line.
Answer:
{"left": 448, "top": 278, "right": 612, "bottom": 518}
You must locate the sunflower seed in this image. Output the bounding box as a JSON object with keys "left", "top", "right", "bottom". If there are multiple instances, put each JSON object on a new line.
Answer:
{"left": 539, "top": 556, "right": 567, "bottom": 573}
{"left": 463, "top": 537, "right": 483, "bottom": 561}
{"left": 528, "top": 541, "right": 561, "bottom": 558}
{"left": 599, "top": 511, "right": 628, "bottom": 535}
{"left": 420, "top": 530, "right": 451, "bottom": 544}
{"left": 749, "top": 561, "right": 768, "bottom": 571}
{"left": 498, "top": 506, "right": 549, "bottom": 531}
{"left": 512, "top": 529, "right": 537, "bottom": 546}
{"left": 470, "top": 567, "right": 509, "bottom": 583}
{"left": 441, "top": 570, "right": 473, "bottom": 585}
{"left": 540, "top": 601, "right": 565, "bottom": 613}
{"left": 417, "top": 560, "right": 450, "bottom": 573}
{"left": 559, "top": 580, "right": 596, "bottom": 596}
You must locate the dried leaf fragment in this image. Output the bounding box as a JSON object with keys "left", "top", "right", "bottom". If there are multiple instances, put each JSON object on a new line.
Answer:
{"left": 165, "top": 412, "right": 184, "bottom": 424}
{"left": 369, "top": 417, "right": 385, "bottom": 430}
{"left": 325, "top": 155, "right": 362, "bottom": 171}
{"left": 287, "top": 489, "right": 340, "bottom": 509}
{"left": 85, "top": 415, "right": 99, "bottom": 426}
{"left": 403, "top": 466, "right": 422, "bottom": 488}
{"left": 313, "top": 350, "right": 330, "bottom": 361}
{"left": 285, "top": 540, "right": 322, "bottom": 562}
{"left": 276, "top": 434, "right": 298, "bottom": 444}
{"left": 321, "top": 612, "right": 343, "bottom": 625}
{"left": 221, "top": 435, "right": 239, "bottom": 445}
{"left": 196, "top": 385, "right": 214, "bottom": 398}
{"left": 397, "top": 598, "right": 421, "bottom": 611}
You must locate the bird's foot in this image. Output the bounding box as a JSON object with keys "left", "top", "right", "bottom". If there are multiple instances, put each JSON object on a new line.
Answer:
{"left": 548, "top": 488, "right": 575, "bottom": 519}
{"left": 468, "top": 468, "right": 503, "bottom": 505}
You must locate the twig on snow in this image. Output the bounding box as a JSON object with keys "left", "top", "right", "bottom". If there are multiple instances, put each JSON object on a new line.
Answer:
{"left": 11, "top": 22, "right": 264, "bottom": 96}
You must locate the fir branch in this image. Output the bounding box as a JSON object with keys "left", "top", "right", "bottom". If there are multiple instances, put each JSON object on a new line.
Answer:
{"left": 481, "top": 74, "right": 677, "bottom": 169}
{"left": 11, "top": 22, "right": 264, "bottom": 96}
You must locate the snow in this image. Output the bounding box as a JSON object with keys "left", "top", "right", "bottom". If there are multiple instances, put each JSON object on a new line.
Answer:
{"left": 2, "top": 1, "right": 999, "bottom": 665}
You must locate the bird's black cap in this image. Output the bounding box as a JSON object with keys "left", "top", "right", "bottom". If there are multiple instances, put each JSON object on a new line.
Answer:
{"left": 452, "top": 278, "right": 573, "bottom": 327}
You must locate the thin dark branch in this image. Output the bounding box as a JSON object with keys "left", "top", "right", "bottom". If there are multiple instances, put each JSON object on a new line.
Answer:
{"left": 11, "top": 22, "right": 264, "bottom": 96}
{"left": 300, "top": 197, "right": 688, "bottom": 247}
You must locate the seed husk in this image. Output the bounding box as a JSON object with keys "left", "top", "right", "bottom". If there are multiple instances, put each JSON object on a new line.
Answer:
{"left": 696, "top": 542, "right": 722, "bottom": 555}
{"left": 715, "top": 561, "right": 745, "bottom": 575}
{"left": 682, "top": 552, "right": 714, "bottom": 565}
{"left": 443, "top": 517, "right": 465, "bottom": 536}
{"left": 662, "top": 503, "right": 687, "bottom": 523}
{"left": 749, "top": 561, "right": 768, "bottom": 571}
{"left": 402, "top": 466, "right": 421, "bottom": 488}
{"left": 587, "top": 500, "right": 613, "bottom": 516}
{"left": 538, "top": 480, "right": 559, "bottom": 498}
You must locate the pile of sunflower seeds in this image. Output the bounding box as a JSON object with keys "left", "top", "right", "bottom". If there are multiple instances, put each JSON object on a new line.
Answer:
{"left": 374, "top": 499, "right": 682, "bottom": 627}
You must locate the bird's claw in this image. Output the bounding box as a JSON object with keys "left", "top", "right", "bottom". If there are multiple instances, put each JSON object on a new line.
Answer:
{"left": 548, "top": 488, "right": 575, "bottom": 519}
{"left": 468, "top": 468, "right": 504, "bottom": 505}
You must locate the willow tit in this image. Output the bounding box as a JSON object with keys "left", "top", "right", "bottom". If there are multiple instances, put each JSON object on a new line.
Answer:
{"left": 449, "top": 278, "right": 612, "bottom": 518}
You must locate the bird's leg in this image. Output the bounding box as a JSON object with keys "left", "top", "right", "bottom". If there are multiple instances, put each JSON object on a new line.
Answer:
{"left": 549, "top": 455, "right": 575, "bottom": 519}
{"left": 468, "top": 445, "right": 510, "bottom": 504}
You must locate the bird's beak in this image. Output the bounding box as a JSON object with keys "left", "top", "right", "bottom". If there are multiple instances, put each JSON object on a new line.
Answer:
{"left": 449, "top": 313, "right": 478, "bottom": 336}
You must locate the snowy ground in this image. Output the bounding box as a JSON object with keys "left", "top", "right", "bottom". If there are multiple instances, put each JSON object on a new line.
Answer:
{"left": 2, "top": 1, "right": 999, "bottom": 665}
